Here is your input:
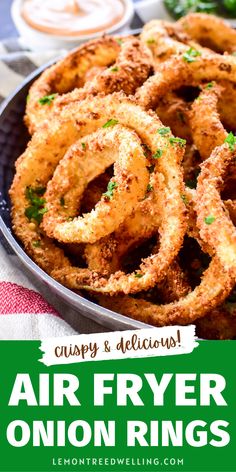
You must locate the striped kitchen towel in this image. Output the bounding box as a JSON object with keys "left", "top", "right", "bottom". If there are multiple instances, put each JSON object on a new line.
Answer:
{"left": 0, "top": 39, "right": 110, "bottom": 339}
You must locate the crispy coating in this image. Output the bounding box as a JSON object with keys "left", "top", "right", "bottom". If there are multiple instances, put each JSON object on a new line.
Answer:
{"left": 189, "top": 82, "right": 227, "bottom": 160}
{"left": 196, "top": 304, "right": 236, "bottom": 340}
{"left": 96, "top": 256, "right": 233, "bottom": 325}
{"left": 11, "top": 93, "right": 186, "bottom": 294}
{"left": 196, "top": 144, "right": 236, "bottom": 278}
{"left": 26, "top": 36, "right": 153, "bottom": 133}
{"left": 141, "top": 19, "right": 191, "bottom": 65}
{"left": 84, "top": 182, "right": 161, "bottom": 275}
{"left": 177, "top": 13, "right": 236, "bottom": 53}
{"left": 10, "top": 14, "right": 236, "bottom": 338}
{"left": 136, "top": 53, "right": 236, "bottom": 111}
{"left": 42, "top": 125, "right": 149, "bottom": 243}
{"left": 156, "top": 92, "right": 192, "bottom": 142}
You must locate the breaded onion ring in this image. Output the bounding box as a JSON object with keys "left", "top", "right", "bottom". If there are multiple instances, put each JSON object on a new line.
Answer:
{"left": 196, "top": 143, "right": 236, "bottom": 278}
{"left": 156, "top": 92, "right": 192, "bottom": 142}
{"left": 136, "top": 53, "right": 236, "bottom": 111}
{"left": 196, "top": 304, "right": 236, "bottom": 340}
{"left": 26, "top": 37, "right": 153, "bottom": 133}
{"left": 42, "top": 125, "right": 149, "bottom": 244}
{"left": 141, "top": 19, "right": 190, "bottom": 64}
{"left": 95, "top": 256, "right": 234, "bottom": 325}
{"left": 189, "top": 82, "right": 227, "bottom": 160}
{"left": 11, "top": 93, "right": 186, "bottom": 294}
{"left": 177, "top": 13, "right": 236, "bottom": 54}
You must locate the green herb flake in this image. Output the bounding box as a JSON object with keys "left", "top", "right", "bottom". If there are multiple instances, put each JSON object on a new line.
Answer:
{"left": 60, "top": 196, "right": 65, "bottom": 207}
{"left": 183, "top": 47, "right": 201, "bottom": 63}
{"left": 146, "top": 38, "right": 156, "bottom": 45}
{"left": 157, "top": 126, "right": 171, "bottom": 136}
{"left": 26, "top": 94, "right": 30, "bottom": 104}
{"left": 204, "top": 215, "right": 215, "bottom": 225}
{"left": 225, "top": 132, "right": 236, "bottom": 151}
{"left": 181, "top": 194, "right": 188, "bottom": 205}
{"left": 81, "top": 142, "right": 86, "bottom": 150}
{"left": 146, "top": 184, "right": 153, "bottom": 193}
{"left": 116, "top": 38, "right": 123, "bottom": 45}
{"left": 102, "top": 119, "right": 119, "bottom": 128}
{"left": 38, "top": 93, "right": 58, "bottom": 105}
{"left": 153, "top": 149, "right": 163, "bottom": 159}
{"left": 111, "top": 66, "right": 119, "bottom": 72}
{"left": 32, "top": 240, "right": 41, "bottom": 248}
{"left": 25, "top": 186, "right": 47, "bottom": 224}
{"left": 135, "top": 273, "right": 143, "bottom": 278}
{"left": 169, "top": 137, "right": 186, "bottom": 147}
{"left": 103, "top": 181, "right": 118, "bottom": 200}
{"left": 205, "top": 82, "right": 214, "bottom": 89}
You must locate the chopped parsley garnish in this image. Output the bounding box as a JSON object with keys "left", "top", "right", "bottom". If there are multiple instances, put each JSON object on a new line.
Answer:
{"left": 25, "top": 186, "right": 47, "bottom": 224}
{"left": 102, "top": 119, "right": 119, "bottom": 128}
{"left": 32, "top": 240, "right": 41, "bottom": 248}
{"left": 60, "top": 196, "right": 65, "bottom": 207}
{"left": 111, "top": 66, "right": 119, "bottom": 72}
{"left": 116, "top": 38, "right": 123, "bottom": 45}
{"left": 26, "top": 94, "right": 30, "bottom": 103}
{"left": 204, "top": 215, "right": 215, "bottom": 225}
{"left": 103, "top": 181, "right": 118, "bottom": 200}
{"left": 183, "top": 47, "right": 201, "bottom": 63}
{"left": 153, "top": 149, "right": 163, "bottom": 159}
{"left": 146, "top": 183, "right": 153, "bottom": 193}
{"left": 181, "top": 194, "right": 188, "bottom": 205}
{"left": 169, "top": 137, "right": 186, "bottom": 147}
{"left": 81, "top": 142, "right": 86, "bottom": 150}
{"left": 157, "top": 126, "right": 171, "bottom": 136}
{"left": 205, "top": 82, "right": 214, "bottom": 89}
{"left": 135, "top": 273, "right": 143, "bottom": 278}
{"left": 38, "top": 93, "right": 57, "bottom": 105}
{"left": 147, "top": 38, "right": 156, "bottom": 45}
{"left": 225, "top": 132, "right": 236, "bottom": 151}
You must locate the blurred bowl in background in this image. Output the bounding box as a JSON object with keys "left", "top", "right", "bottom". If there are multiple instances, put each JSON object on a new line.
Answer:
{"left": 11, "top": 0, "right": 134, "bottom": 51}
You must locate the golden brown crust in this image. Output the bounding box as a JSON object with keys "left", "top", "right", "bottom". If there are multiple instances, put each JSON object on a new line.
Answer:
{"left": 26, "top": 36, "right": 153, "bottom": 133}
{"left": 178, "top": 13, "right": 236, "bottom": 53}
{"left": 10, "top": 14, "right": 236, "bottom": 338}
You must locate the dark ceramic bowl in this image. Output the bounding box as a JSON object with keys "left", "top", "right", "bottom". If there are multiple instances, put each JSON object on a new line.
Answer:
{"left": 0, "top": 63, "right": 147, "bottom": 331}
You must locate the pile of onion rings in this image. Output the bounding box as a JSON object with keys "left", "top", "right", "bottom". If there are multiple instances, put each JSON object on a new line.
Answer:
{"left": 10, "top": 13, "right": 236, "bottom": 339}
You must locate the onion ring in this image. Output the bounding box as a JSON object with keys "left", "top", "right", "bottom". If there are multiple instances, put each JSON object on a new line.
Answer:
{"left": 189, "top": 82, "right": 227, "bottom": 160}
{"left": 177, "top": 13, "right": 236, "bottom": 54}
{"left": 11, "top": 93, "right": 186, "bottom": 294}
{"left": 95, "top": 256, "right": 233, "bottom": 325}
{"left": 196, "top": 143, "right": 236, "bottom": 278}
{"left": 26, "top": 36, "right": 153, "bottom": 133}
{"left": 42, "top": 125, "right": 149, "bottom": 244}
{"left": 136, "top": 53, "right": 236, "bottom": 111}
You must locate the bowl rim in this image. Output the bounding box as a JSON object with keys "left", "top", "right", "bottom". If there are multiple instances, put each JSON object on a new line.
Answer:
{"left": 11, "top": 0, "right": 135, "bottom": 43}
{"left": 0, "top": 61, "right": 149, "bottom": 331}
